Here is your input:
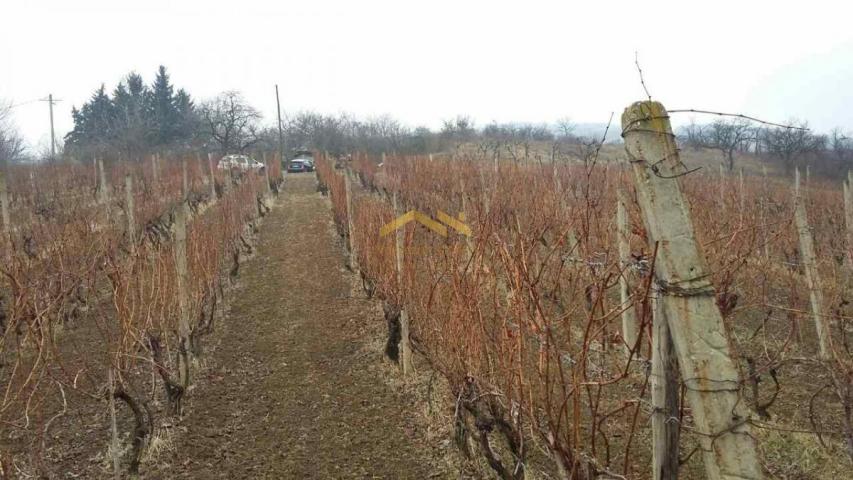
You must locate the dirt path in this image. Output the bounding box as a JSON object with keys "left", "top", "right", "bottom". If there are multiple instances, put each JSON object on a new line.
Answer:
{"left": 148, "top": 174, "right": 448, "bottom": 479}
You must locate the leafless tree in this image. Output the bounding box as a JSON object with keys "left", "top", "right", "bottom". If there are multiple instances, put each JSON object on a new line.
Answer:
{"left": 555, "top": 117, "right": 576, "bottom": 140}
{"left": 764, "top": 120, "right": 822, "bottom": 173}
{"left": 551, "top": 117, "right": 577, "bottom": 162}
{"left": 0, "top": 100, "right": 26, "bottom": 166}
{"left": 199, "top": 91, "right": 262, "bottom": 154}
{"left": 705, "top": 118, "right": 753, "bottom": 171}
{"left": 677, "top": 119, "right": 705, "bottom": 151}
{"left": 441, "top": 115, "right": 476, "bottom": 142}
{"left": 830, "top": 127, "right": 852, "bottom": 166}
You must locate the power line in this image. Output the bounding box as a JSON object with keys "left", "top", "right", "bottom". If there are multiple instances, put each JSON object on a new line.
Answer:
{"left": 7, "top": 98, "right": 41, "bottom": 109}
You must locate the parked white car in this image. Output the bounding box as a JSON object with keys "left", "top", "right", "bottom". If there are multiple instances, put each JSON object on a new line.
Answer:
{"left": 217, "top": 154, "right": 265, "bottom": 172}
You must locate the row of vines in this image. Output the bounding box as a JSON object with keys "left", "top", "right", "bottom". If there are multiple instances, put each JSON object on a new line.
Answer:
{"left": 0, "top": 153, "right": 282, "bottom": 477}
{"left": 316, "top": 116, "right": 853, "bottom": 479}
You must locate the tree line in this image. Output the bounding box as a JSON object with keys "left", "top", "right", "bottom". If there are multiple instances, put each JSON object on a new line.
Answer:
{"left": 677, "top": 118, "right": 853, "bottom": 176}
{"left": 3, "top": 67, "right": 852, "bottom": 176}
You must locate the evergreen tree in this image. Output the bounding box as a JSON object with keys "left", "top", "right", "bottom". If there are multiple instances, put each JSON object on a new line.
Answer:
{"left": 65, "top": 84, "right": 115, "bottom": 150}
{"left": 147, "top": 65, "right": 178, "bottom": 146}
{"left": 64, "top": 66, "right": 196, "bottom": 156}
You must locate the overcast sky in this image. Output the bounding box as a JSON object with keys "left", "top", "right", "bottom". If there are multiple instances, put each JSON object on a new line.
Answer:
{"left": 2, "top": 0, "right": 852, "bottom": 147}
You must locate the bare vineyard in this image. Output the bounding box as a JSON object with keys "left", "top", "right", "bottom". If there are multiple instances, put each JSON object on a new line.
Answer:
{"left": 316, "top": 102, "right": 853, "bottom": 479}
{"left": 1, "top": 99, "right": 851, "bottom": 480}
{"left": 0, "top": 152, "right": 282, "bottom": 476}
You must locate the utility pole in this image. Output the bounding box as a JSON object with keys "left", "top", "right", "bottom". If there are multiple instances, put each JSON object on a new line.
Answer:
{"left": 275, "top": 85, "right": 284, "bottom": 167}
{"left": 40, "top": 94, "right": 61, "bottom": 161}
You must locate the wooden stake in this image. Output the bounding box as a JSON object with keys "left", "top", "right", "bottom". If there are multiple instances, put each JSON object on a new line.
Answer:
{"left": 344, "top": 173, "right": 358, "bottom": 272}
{"left": 617, "top": 186, "right": 639, "bottom": 357}
{"left": 263, "top": 151, "right": 272, "bottom": 195}
{"left": 174, "top": 204, "right": 191, "bottom": 386}
{"left": 651, "top": 290, "right": 680, "bottom": 480}
{"left": 393, "top": 191, "right": 413, "bottom": 376}
{"left": 622, "top": 101, "right": 762, "bottom": 480}
{"left": 207, "top": 153, "right": 217, "bottom": 200}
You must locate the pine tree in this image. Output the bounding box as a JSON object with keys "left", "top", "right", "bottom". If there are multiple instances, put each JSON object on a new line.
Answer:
{"left": 64, "top": 66, "right": 196, "bottom": 155}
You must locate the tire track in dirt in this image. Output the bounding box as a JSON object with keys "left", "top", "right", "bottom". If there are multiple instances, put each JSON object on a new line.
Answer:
{"left": 148, "top": 173, "right": 443, "bottom": 479}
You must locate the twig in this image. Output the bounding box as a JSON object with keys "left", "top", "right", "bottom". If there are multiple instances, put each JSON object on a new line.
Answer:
{"left": 635, "top": 51, "right": 652, "bottom": 101}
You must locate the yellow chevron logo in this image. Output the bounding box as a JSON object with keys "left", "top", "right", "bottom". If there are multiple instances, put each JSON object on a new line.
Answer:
{"left": 380, "top": 210, "right": 471, "bottom": 237}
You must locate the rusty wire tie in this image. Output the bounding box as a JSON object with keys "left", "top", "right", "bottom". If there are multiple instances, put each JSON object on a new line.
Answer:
{"left": 654, "top": 278, "right": 716, "bottom": 297}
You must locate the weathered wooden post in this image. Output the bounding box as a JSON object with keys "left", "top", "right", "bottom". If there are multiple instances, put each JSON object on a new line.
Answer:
{"left": 125, "top": 174, "right": 136, "bottom": 246}
{"left": 651, "top": 291, "right": 679, "bottom": 480}
{"left": 344, "top": 173, "right": 358, "bottom": 272}
{"left": 174, "top": 204, "right": 191, "bottom": 386}
{"left": 616, "top": 186, "right": 638, "bottom": 357}
{"left": 207, "top": 153, "right": 217, "bottom": 200}
{"left": 795, "top": 168, "right": 831, "bottom": 359}
{"left": 393, "top": 191, "right": 414, "bottom": 375}
{"left": 622, "top": 100, "right": 763, "bottom": 480}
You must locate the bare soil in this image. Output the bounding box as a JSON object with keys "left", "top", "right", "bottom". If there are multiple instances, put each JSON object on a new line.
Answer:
{"left": 143, "top": 174, "right": 454, "bottom": 479}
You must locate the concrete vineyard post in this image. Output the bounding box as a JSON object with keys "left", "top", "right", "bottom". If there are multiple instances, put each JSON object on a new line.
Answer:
{"left": 263, "top": 151, "right": 272, "bottom": 195}
{"left": 844, "top": 171, "right": 853, "bottom": 271}
{"left": 794, "top": 168, "right": 831, "bottom": 359}
{"left": 0, "top": 169, "right": 10, "bottom": 258}
{"left": 195, "top": 152, "right": 203, "bottom": 190}
{"left": 393, "top": 191, "right": 414, "bottom": 376}
{"left": 97, "top": 158, "right": 109, "bottom": 205}
{"left": 719, "top": 163, "right": 725, "bottom": 211}
{"left": 175, "top": 204, "right": 191, "bottom": 386}
{"left": 651, "top": 291, "right": 679, "bottom": 480}
{"left": 616, "top": 186, "right": 638, "bottom": 357}
{"left": 621, "top": 100, "right": 763, "bottom": 480}
{"left": 459, "top": 178, "right": 474, "bottom": 265}
{"left": 762, "top": 166, "right": 769, "bottom": 260}
{"left": 125, "top": 174, "right": 136, "bottom": 246}
{"left": 182, "top": 157, "right": 189, "bottom": 200}
{"left": 108, "top": 369, "right": 121, "bottom": 480}
{"left": 152, "top": 153, "right": 160, "bottom": 184}
{"left": 739, "top": 168, "right": 745, "bottom": 223}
